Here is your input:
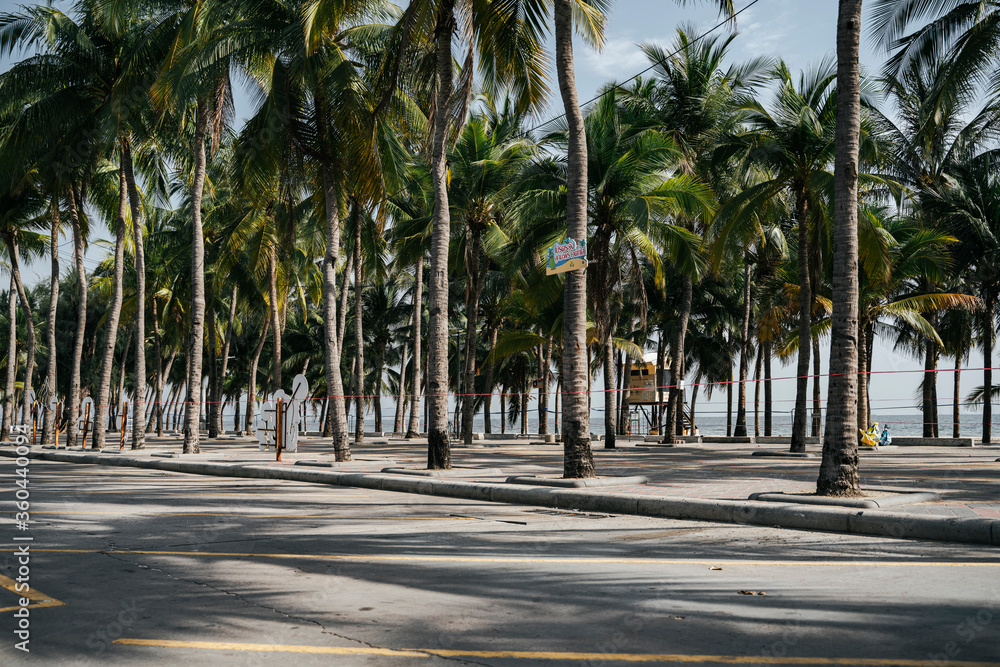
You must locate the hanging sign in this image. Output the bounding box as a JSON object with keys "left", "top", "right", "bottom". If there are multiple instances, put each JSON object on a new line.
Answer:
{"left": 546, "top": 237, "right": 588, "bottom": 275}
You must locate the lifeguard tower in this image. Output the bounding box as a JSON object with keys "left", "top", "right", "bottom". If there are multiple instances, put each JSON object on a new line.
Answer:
{"left": 624, "top": 355, "right": 693, "bottom": 436}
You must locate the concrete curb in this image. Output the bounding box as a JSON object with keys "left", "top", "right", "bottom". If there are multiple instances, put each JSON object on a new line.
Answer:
{"left": 749, "top": 490, "right": 941, "bottom": 509}
{"left": 3, "top": 449, "right": 998, "bottom": 547}
{"left": 505, "top": 475, "right": 650, "bottom": 488}
{"left": 750, "top": 451, "right": 818, "bottom": 458}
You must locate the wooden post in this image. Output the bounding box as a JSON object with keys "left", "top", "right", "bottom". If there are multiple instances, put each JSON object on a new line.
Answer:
{"left": 82, "top": 403, "right": 91, "bottom": 449}
{"left": 275, "top": 397, "right": 283, "bottom": 461}
{"left": 119, "top": 401, "right": 128, "bottom": 450}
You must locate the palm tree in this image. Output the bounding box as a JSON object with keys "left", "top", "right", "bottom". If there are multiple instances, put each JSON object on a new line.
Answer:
{"left": 0, "top": 189, "right": 46, "bottom": 432}
{"left": 0, "top": 3, "right": 138, "bottom": 447}
{"left": 854, "top": 208, "right": 979, "bottom": 432}
{"left": 447, "top": 100, "right": 537, "bottom": 444}
{"left": 552, "top": 0, "right": 600, "bottom": 476}
{"left": 627, "top": 25, "right": 769, "bottom": 442}
{"left": 382, "top": 0, "right": 550, "bottom": 469}
{"left": 870, "top": 57, "right": 1000, "bottom": 438}
{"left": 715, "top": 59, "right": 841, "bottom": 453}
{"left": 872, "top": 0, "right": 1000, "bottom": 97}
{"left": 817, "top": 0, "right": 865, "bottom": 495}
{"left": 923, "top": 154, "right": 1000, "bottom": 443}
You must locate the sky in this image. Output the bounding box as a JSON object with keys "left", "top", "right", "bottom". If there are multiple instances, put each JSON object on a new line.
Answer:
{"left": 0, "top": 0, "right": 977, "bottom": 422}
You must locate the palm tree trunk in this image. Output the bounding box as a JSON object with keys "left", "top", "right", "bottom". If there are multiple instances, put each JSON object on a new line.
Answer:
{"left": 5, "top": 238, "right": 35, "bottom": 437}
{"left": 218, "top": 285, "right": 238, "bottom": 429}
{"left": 353, "top": 211, "right": 365, "bottom": 444}
{"left": 162, "top": 384, "right": 177, "bottom": 432}
{"left": 151, "top": 299, "right": 162, "bottom": 435}
{"left": 555, "top": 0, "right": 595, "bottom": 477}
{"left": 866, "top": 324, "right": 874, "bottom": 421}
{"left": 521, "top": 378, "right": 528, "bottom": 435}
{"left": 2, "top": 279, "right": 16, "bottom": 441}
{"left": 614, "top": 349, "right": 623, "bottom": 433}
{"left": 320, "top": 165, "right": 351, "bottom": 461}
{"left": 407, "top": 258, "right": 424, "bottom": 438}
{"left": 337, "top": 248, "right": 354, "bottom": 363}
{"left": 92, "top": 165, "right": 128, "bottom": 449}
{"left": 753, "top": 344, "right": 762, "bottom": 437}
{"left": 41, "top": 196, "right": 60, "bottom": 444}
{"left": 232, "top": 393, "right": 240, "bottom": 435}
{"left": 375, "top": 343, "right": 385, "bottom": 433}
{"left": 790, "top": 188, "right": 811, "bottom": 453}
{"left": 156, "top": 347, "right": 176, "bottom": 437}
{"left": 930, "top": 325, "right": 940, "bottom": 438}
{"left": 817, "top": 0, "right": 863, "bottom": 496}
{"left": 953, "top": 351, "right": 962, "bottom": 439}
{"left": 66, "top": 185, "right": 87, "bottom": 447}
{"left": 246, "top": 318, "right": 270, "bottom": 436}
{"left": 184, "top": 99, "right": 209, "bottom": 454}
{"left": 983, "top": 290, "right": 995, "bottom": 444}
{"left": 174, "top": 382, "right": 186, "bottom": 432}
{"left": 655, "top": 332, "right": 666, "bottom": 433}
{"left": 114, "top": 326, "right": 133, "bottom": 433}
{"left": 922, "top": 340, "right": 935, "bottom": 437}
{"left": 726, "top": 346, "right": 733, "bottom": 437}
{"left": 205, "top": 283, "right": 218, "bottom": 439}
{"left": 426, "top": 0, "right": 456, "bottom": 469}
{"left": 735, "top": 257, "right": 752, "bottom": 436}
{"left": 812, "top": 335, "right": 822, "bottom": 437}
{"left": 462, "top": 241, "right": 485, "bottom": 445}
{"left": 764, "top": 341, "right": 772, "bottom": 436}
{"left": 603, "top": 338, "right": 616, "bottom": 449}
{"left": 395, "top": 330, "right": 409, "bottom": 434}
{"left": 857, "top": 318, "right": 869, "bottom": 433}
{"left": 665, "top": 275, "right": 693, "bottom": 443}
{"left": 620, "top": 352, "right": 631, "bottom": 436}
{"left": 483, "top": 327, "right": 497, "bottom": 434}
{"left": 122, "top": 141, "right": 146, "bottom": 449}
{"left": 267, "top": 251, "right": 282, "bottom": 392}
{"left": 690, "top": 382, "right": 699, "bottom": 433}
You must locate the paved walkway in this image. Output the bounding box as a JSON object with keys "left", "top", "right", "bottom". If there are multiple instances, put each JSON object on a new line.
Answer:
{"left": 73, "top": 432, "right": 1000, "bottom": 520}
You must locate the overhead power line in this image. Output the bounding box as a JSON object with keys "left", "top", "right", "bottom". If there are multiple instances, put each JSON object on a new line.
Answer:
{"left": 523, "top": 0, "right": 764, "bottom": 136}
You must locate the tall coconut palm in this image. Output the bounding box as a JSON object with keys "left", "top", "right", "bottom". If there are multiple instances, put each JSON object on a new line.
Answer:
{"left": 869, "top": 57, "right": 1000, "bottom": 438}
{"left": 552, "top": 0, "right": 601, "bottom": 476}
{"left": 382, "top": 0, "right": 551, "bottom": 468}
{"left": 923, "top": 154, "right": 1000, "bottom": 443}
{"left": 715, "top": 59, "right": 842, "bottom": 453}
{"left": 627, "top": 25, "right": 769, "bottom": 442}
{"left": 447, "top": 100, "right": 537, "bottom": 444}
{"left": 0, "top": 3, "right": 141, "bottom": 448}
{"left": 872, "top": 0, "right": 1000, "bottom": 96}
{"left": 0, "top": 189, "right": 46, "bottom": 432}
{"left": 574, "top": 87, "right": 713, "bottom": 448}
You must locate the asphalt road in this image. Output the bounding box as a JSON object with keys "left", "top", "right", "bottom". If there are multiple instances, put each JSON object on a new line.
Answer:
{"left": 2, "top": 459, "right": 999, "bottom": 666}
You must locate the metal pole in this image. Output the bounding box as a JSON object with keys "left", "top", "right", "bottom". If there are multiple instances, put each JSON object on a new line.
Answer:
{"left": 32, "top": 401, "right": 37, "bottom": 445}
{"left": 55, "top": 401, "right": 60, "bottom": 448}
{"left": 276, "top": 397, "right": 283, "bottom": 461}
{"left": 120, "top": 401, "right": 128, "bottom": 450}
{"left": 82, "top": 403, "right": 91, "bottom": 450}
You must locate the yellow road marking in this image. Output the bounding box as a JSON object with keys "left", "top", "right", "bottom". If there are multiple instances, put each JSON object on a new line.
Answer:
{"left": 110, "top": 639, "right": 1000, "bottom": 665}
{"left": 6, "top": 549, "right": 998, "bottom": 566}
{"left": 0, "top": 573, "right": 65, "bottom": 613}
{"left": 31, "top": 511, "right": 472, "bottom": 520}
